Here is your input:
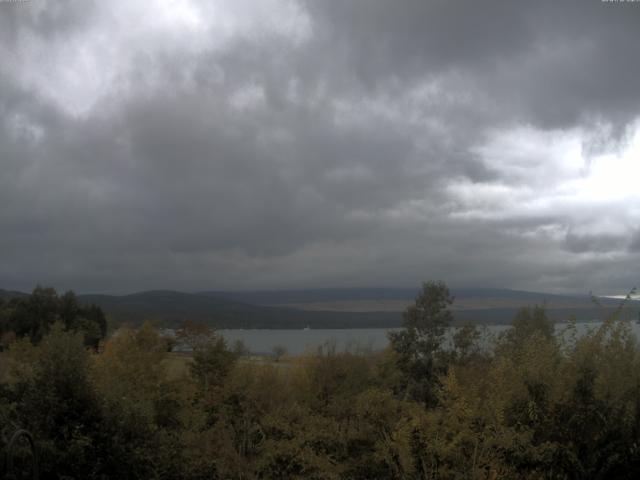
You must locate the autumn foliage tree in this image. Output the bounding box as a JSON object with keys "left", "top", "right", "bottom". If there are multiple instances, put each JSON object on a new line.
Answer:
{"left": 3, "top": 282, "right": 640, "bottom": 479}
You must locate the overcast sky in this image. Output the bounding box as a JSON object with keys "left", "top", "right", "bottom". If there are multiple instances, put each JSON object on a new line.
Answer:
{"left": 1, "top": 0, "right": 640, "bottom": 294}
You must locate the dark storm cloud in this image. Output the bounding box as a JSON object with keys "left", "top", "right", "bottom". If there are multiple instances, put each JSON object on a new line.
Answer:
{"left": 305, "top": 0, "right": 640, "bottom": 129}
{"left": 1, "top": 0, "right": 639, "bottom": 294}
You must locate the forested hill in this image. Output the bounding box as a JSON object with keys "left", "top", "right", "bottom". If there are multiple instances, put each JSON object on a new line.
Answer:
{"left": 199, "top": 288, "right": 421, "bottom": 304}
{"left": 0, "top": 289, "right": 28, "bottom": 300}
{"left": 76, "top": 290, "right": 401, "bottom": 329}
{"left": 4, "top": 287, "right": 637, "bottom": 328}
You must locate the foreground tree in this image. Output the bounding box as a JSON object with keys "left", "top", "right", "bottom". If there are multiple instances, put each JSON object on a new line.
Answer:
{"left": 388, "top": 280, "right": 453, "bottom": 406}
{"left": 3, "top": 324, "right": 105, "bottom": 478}
{"left": 91, "top": 322, "right": 187, "bottom": 478}
{"left": 190, "top": 335, "right": 238, "bottom": 392}
{"left": 272, "top": 345, "right": 288, "bottom": 362}
{"left": 506, "top": 305, "right": 554, "bottom": 347}
{"left": 177, "top": 320, "right": 217, "bottom": 351}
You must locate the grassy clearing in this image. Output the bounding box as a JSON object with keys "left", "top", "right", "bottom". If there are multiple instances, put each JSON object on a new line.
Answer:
{"left": 163, "top": 352, "right": 293, "bottom": 380}
{"left": 163, "top": 352, "right": 192, "bottom": 380}
{"left": 241, "top": 355, "right": 295, "bottom": 369}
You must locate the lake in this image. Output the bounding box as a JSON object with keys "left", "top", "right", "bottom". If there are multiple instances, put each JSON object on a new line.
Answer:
{"left": 218, "top": 321, "right": 639, "bottom": 355}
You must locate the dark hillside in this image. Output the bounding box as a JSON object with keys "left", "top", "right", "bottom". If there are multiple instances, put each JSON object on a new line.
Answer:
{"left": 197, "top": 288, "right": 420, "bottom": 305}
{"left": 0, "top": 289, "right": 29, "bottom": 300}
{"left": 2, "top": 287, "right": 636, "bottom": 328}
{"left": 78, "top": 290, "right": 402, "bottom": 328}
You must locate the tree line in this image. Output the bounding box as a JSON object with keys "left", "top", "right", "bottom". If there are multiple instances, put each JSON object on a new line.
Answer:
{"left": 0, "top": 287, "right": 107, "bottom": 350}
{"left": 2, "top": 282, "right": 640, "bottom": 478}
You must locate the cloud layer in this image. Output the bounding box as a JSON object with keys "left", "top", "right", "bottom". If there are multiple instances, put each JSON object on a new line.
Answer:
{"left": 1, "top": 0, "right": 640, "bottom": 294}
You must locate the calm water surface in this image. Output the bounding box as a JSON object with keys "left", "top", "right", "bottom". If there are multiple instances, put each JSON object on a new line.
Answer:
{"left": 218, "top": 321, "right": 638, "bottom": 355}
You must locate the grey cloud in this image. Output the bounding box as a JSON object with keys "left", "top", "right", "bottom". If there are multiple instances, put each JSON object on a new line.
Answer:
{"left": 564, "top": 231, "right": 628, "bottom": 254}
{"left": 628, "top": 232, "right": 640, "bottom": 253}
{"left": 306, "top": 0, "right": 640, "bottom": 130}
{"left": 0, "top": 0, "right": 639, "bottom": 294}
{"left": 0, "top": 0, "right": 98, "bottom": 44}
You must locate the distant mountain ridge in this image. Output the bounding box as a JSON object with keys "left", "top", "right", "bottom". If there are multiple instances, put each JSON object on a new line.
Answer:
{"left": 77, "top": 290, "right": 401, "bottom": 329}
{"left": 199, "top": 287, "right": 597, "bottom": 305}
{"left": 2, "top": 287, "right": 636, "bottom": 328}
